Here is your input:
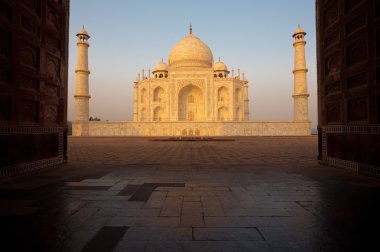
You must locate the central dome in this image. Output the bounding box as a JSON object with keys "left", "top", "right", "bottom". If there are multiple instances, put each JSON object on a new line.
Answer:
{"left": 169, "top": 33, "right": 213, "bottom": 69}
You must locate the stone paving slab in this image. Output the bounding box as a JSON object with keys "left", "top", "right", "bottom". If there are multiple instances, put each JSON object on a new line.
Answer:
{"left": 193, "top": 227, "right": 264, "bottom": 241}
{"left": 124, "top": 227, "right": 192, "bottom": 241}
{"left": 107, "top": 216, "right": 180, "bottom": 228}
{"left": 81, "top": 226, "right": 128, "bottom": 252}
{"left": 0, "top": 136, "right": 379, "bottom": 251}
{"left": 114, "top": 240, "right": 147, "bottom": 252}
{"left": 143, "top": 191, "right": 167, "bottom": 208}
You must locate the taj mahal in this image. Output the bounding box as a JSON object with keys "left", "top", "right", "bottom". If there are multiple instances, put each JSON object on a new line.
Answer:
{"left": 73, "top": 25, "right": 311, "bottom": 137}
{"left": 134, "top": 25, "right": 249, "bottom": 123}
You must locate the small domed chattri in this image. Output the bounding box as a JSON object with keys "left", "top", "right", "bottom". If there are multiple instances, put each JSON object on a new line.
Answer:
{"left": 153, "top": 59, "right": 168, "bottom": 72}
{"left": 214, "top": 58, "right": 228, "bottom": 72}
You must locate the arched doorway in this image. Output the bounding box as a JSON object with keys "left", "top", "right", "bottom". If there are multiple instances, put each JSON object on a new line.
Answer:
{"left": 178, "top": 84, "right": 205, "bottom": 121}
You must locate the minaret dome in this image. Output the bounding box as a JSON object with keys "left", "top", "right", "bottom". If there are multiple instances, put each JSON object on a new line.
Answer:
{"left": 153, "top": 59, "right": 168, "bottom": 78}
{"left": 214, "top": 58, "right": 229, "bottom": 78}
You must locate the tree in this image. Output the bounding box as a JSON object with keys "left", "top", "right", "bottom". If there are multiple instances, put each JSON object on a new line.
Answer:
{"left": 89, "top": 117, "right": 101, "bottom": 121}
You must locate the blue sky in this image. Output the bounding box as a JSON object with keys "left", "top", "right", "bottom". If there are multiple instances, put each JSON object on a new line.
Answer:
{"left": 68, "top": 0, "right": 317, "bottom": 127}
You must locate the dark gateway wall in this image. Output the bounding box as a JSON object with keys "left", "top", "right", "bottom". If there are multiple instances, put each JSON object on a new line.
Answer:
{"left": 316, "top": 0, "right": 380, "bottom": 176}
{"left": 0, "top": 0, "right": 69, "bottom": 176}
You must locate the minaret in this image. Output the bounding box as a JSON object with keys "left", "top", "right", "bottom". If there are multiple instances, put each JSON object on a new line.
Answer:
{"left": 74, "top": 27, "right": 91, "bottom": 121}
{"left": 292, "top": 26, "right": 309, "bottom": 122}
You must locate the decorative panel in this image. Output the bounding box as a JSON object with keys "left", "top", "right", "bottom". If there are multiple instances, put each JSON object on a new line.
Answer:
{"left": 347, "top": 97, "right": 367, "bottom": 122}
{"left": 325, "top": 52, "right": 341, "bottom": 83}
{"left": 345, "top": 12, "right": 366, "bottom": 36}
{"left": 377, "top": 95, "right": 380, "bottom": 122}
{"left": 20, "top": 15, "right": 40, "bottom": 38}
{"left": 326, "top": 102, "right": 341, "bottom": 123}
{"left": 327, "top": 133, "right": 380, "bottom": 166}
{"left": 345, "top": 0, "right": 363, "bottom": 13}
{"left": 45, "top": 84, "right": 59, "bottom": 96}
{"left": 46, "top": 53, "right": 61, "bottom": 84}
{"left": 20, "top": 74, "right": 39, "bottom": 91}
{"left": 347, "top": 72, "right": 367, "bottom": 89}
{"left": 0, "top": 68, "right": 11, "bottom": 85}
{"left": 376, "top": 28, "right": 380, "bottom": 57}
{"left": 324, "top": 29, "right": 340, "bottom": 49}
{"left": 0, "top": 1, "right": 12, "bottom": 21}
{"left": 19, "top": 99, "right": 39, "bottom": 123}
{"left": 323, "top": 2, "right": 339, "bottom": 29}
{"left": 20, "top": 41, "right": 40, "bottom": 69}
{"left": 325, "top": 81, "right": 341, "bottom": 96}
{"left": 346, "top": 37, "right": 367, "bottom": 67}
{"left": 45, "top": 104, "right": 58, "bottom": 124}
{"left": 47, "top": 4, "right": 60, "bottom": 31}
{"left": 0, "top": 95, "right": 11, "bottom": 122}
{"left": 46, "top": 34, "right": 61, "bottom": 53}
{"left": 0, "top": 133, "right": 59, "bottom": 167}
{"left": 21, "top": 0, "right": 41, "bottom": 17}
{"left": 0, "top": 28, "right": 11, "bottom": 58}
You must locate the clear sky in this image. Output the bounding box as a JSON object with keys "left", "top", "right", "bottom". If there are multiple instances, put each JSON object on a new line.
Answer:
{"left": 68, "top": 0, "right": 317, "bottom": 128}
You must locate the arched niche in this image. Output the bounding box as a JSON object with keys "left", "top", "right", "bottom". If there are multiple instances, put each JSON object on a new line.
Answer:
{"left": 153, "top": 106, "right": 165, "bottom": 121}
{"left": 153, "top": 86, "right": 164, "bottom": 102}
{"left": 218, "top": 86, "right": 229, "bottom": 103}
{"left": 218, "top": 106, "right": 228, "bottom": 121}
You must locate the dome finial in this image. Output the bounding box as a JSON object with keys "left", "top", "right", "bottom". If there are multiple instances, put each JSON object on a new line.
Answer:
{"left": 189, "top": 23, "right": 192, "bottom": 34}
{"left": 218, "top": 57, "right": 221, "bottom": 62}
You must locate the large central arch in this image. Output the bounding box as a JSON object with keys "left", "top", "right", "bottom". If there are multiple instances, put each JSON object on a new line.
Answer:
{"left": 178, "top": 84, "right": 205, "bottom": 121}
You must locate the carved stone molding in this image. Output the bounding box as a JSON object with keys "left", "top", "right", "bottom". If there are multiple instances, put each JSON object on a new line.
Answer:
{"left": 0, "top": 126, "right": 65, "bottom": 177}
{"left": 176, "top": 79, "right": 205, "bottom": 91}
{"left": 321, "top": 125, "right": 380, "bottom": 177}
{"left": 20, "top": 41, "right": 40, "bottom": 69}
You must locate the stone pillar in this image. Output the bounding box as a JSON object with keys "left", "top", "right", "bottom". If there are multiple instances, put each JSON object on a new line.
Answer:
{"left": 74, "top": 27, "right": 91, "bottom": 122}
{"left": 292, "top": 26, "right": 309, "bottom": 122}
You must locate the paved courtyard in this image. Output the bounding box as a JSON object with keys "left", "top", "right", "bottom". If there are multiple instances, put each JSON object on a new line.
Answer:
{"left": 0, "top": 136, "right": 379, "bottom": 251}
